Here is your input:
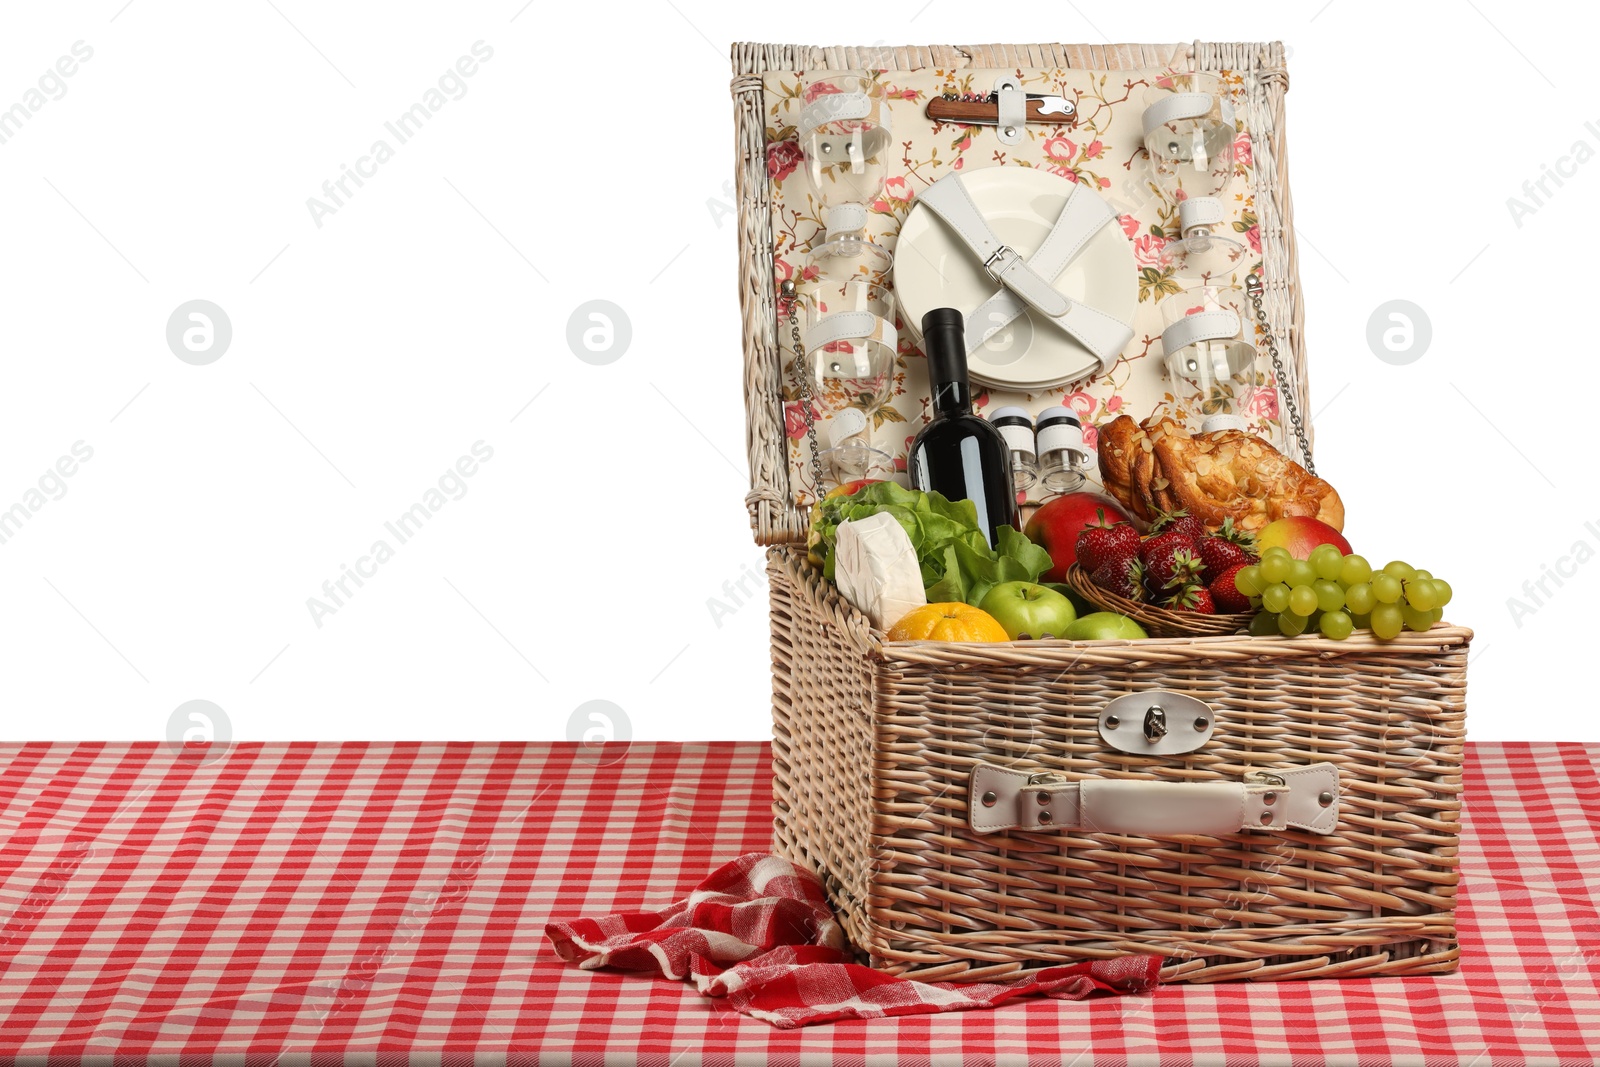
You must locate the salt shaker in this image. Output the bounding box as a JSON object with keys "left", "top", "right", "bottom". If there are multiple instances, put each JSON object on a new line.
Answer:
{"left": 1035, "top": 407, "right": 1090, "bottom": 497}
{"left": 987, "top": 406, "right": 1038, "bottom": 492}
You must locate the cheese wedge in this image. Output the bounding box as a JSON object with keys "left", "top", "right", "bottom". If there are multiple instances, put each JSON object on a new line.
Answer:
{"left": 834, "top": 513, "right": 927, "bottom": 631}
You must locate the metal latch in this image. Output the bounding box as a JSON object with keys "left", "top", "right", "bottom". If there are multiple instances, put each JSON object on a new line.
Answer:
{"left": 1099, "top": 691, "right": 1215, "bottom": 755}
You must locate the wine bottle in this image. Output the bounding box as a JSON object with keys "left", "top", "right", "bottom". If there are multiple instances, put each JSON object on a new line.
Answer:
{"left": 908, "top": 308, "right": 1019, "bottom": 548}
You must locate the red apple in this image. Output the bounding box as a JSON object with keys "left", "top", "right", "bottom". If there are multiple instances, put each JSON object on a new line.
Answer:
{"left": 1023, "top": 491, "right": 1137, "bottom": 582}
{"left": 824, "top": 478, "right": 882, "bottom": 500}
{"left": 1256, "top": 516, "right": 1352, "bottom": 559}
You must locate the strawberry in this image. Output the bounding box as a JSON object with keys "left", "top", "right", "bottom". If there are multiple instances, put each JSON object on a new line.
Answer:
{"left": 1196, "top": 518, "right": 1258, "bottom": 574}
{"left": 1167, "top": 582, "right": 1217, "bottom": 614}
{"left": 1198, "top": 537, "right": 1253, "bottom": 574}
{"left": 1075, "top": 509, "right": 1140, "bottom": 573}
{"left": 1209, "top": 562, "right": 1255, "bottom": 613}
{"left": 1142, "top": 540, "right": 1204, "bottom": 591}
{"left": 1152, "top": 508, "right": 1208, "bottom": 543}
{"left": 1218, "top": 516, "right": 1256, "bottom": 547}
{"left": 1091, "top": 556, "right": 1146, "bottom": 602}
{"left": 1139, "top": 529, "right": 1195, "bottom": 565}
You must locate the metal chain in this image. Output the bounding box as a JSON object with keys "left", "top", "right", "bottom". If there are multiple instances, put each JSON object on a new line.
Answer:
{"left": 1245, "top": 273, "right": 1315, "bottom": 477}
{"left": 779, "top": 279, "right": 826, "bottom": 496}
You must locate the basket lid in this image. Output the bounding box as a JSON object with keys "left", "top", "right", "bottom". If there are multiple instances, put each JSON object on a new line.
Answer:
{"left": 731, "top": 41, "right": 1302, "bottom": 546}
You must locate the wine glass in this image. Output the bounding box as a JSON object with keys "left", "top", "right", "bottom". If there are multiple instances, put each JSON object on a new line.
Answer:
{"left": 793, "top": 265, "right": 897, "bottom": 486}
{"left": 1152, "top": 213, "right": 1253, "bottom": 288}
{"left": 1142, "top": 71, "right": 1243, "bottom": 275}
{"left": 1142, "top": 71, "right": 1236, "bottom": 217}
{"left": 1158, "top": 283, "right": 1263, "bottom": 433}
{"left": 800, "top": 72, "right": 895, "bottom": 276}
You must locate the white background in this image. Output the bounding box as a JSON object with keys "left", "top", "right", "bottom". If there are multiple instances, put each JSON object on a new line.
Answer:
{"left": 0, "top": 1, "right": 1588, "bottom": 744}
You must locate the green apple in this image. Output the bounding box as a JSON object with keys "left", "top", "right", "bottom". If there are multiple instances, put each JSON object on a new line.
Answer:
{"left": 1044, "top": 582, "right": 1096, "bottom": 619}
{"left": 1064, "top": 611, "right": 1149, "bottom": 641}
{"left": 978, "top": 581, "right": 1077, "bottom": 640}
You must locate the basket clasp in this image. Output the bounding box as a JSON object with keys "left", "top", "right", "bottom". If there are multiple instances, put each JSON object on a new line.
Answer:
{"left": 1099, "top": 691, "right": 1214, "bottom": 755}
{"left": 1245, "top": 770, "right": 1287, "bottom": 787}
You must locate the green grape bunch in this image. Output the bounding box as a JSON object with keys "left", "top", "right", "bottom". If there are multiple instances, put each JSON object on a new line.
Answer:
{"left": 1235, "top": 545, "right": 1452, "bottom": 641}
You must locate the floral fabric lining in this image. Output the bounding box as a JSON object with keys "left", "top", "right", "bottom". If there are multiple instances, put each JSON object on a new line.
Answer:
{"left": 763, "top": 65, "right": 1284, "bottom": 506}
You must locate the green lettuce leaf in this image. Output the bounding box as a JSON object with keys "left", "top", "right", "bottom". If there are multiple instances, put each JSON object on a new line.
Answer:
{"left": 995, "top": 526, "right": 1054, "bottom": 579}
{"left": 923, "top": 544, "right": 968, "bottom": 604}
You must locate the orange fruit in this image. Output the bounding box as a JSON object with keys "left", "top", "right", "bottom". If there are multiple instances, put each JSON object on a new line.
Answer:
{"left": 886, "top": 602, "right": 1009, "bottom": 643}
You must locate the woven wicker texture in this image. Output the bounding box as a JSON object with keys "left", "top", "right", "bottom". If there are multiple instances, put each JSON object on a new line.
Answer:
{"left": 732, "top": 41, "right": 1308, "bottom": 546}
{"left": 768, "top": 545, "right": 1471, "bottom": 984}
{"left": 1065, "top": 563, "right": 1252, "bottom": 637}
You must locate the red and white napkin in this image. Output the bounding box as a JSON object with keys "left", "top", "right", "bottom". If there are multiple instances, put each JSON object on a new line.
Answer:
{"left": 546, "top": 852, "right": 1161, "bottom": 1028}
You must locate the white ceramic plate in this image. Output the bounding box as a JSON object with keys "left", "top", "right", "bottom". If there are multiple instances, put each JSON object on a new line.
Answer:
{"left": 895, "top": 166, "right": 1137, "bottom": 390}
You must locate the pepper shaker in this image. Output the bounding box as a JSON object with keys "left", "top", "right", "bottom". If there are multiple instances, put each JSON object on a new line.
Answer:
{"left": 987, "top": 406, "right": 1039, "bottom": 493}
{"left": 1035, "top": 407, "right": 1090, "bottom": 497}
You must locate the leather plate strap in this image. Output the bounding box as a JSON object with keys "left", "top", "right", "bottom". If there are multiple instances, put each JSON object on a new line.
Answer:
{"left": 915, "top": 171, "right": 1134, "bottom": 374}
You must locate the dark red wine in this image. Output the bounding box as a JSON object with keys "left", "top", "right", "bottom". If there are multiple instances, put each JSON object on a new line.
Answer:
{"left": 908, "top": 308, "right": 1019, "bottom": 548}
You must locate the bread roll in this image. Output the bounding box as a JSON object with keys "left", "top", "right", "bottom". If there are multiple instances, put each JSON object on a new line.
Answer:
{"left": 1096, "top": 414, "right": 1343, "bottom": 532}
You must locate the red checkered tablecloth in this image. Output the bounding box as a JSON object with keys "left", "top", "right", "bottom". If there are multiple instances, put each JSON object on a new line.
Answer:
{"left": 0, "top": 740, "right": 1596, "bottom": 1065}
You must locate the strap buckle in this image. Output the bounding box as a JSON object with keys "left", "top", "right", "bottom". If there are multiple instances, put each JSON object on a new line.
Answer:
{"left": 1027, "top": 771, "right": 1067, "bottom": 786}
{"left": 983, "top": 244, "right": 1021, "bottom": 281}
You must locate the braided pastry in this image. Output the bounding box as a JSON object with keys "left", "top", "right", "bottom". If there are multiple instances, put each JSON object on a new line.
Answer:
{"left": 1097, "top": 414, "right": 1343, "bottom": 533}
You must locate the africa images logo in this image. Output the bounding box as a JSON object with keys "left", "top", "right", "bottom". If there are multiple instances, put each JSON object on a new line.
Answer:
{"left": 305, "top": 41, "right": 494, "bottom": 228}
{"left": 305, "top": 442, "right": 494, "bottom": 627}
{"left": 1505, "top": 519, "right": 1600, "bottom": 628}
{"left": 0, "top": 41, "right": 93, "bottom": 147}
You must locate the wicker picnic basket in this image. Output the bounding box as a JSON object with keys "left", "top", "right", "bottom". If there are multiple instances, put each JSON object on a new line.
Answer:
{"left": 735, "top": 41, "right": 1471, "bottom": 984}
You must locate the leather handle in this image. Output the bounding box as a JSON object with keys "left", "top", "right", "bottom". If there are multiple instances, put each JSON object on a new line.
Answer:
{"left": 1079, "top": 780, "right": 1247, "bottom": 834}
{"left": 925, "top": 97, "right": 1076, "bottom": 125}
{"left": 969, "top": 761, "right": 1342, "bottom": 836}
